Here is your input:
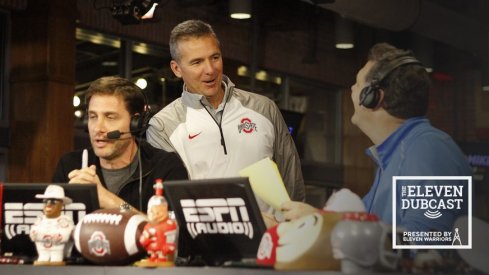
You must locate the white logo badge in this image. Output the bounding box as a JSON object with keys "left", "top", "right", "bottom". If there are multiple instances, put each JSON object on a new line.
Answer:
{"left": 392, "top": 176, "right": 472, "bottom": 249}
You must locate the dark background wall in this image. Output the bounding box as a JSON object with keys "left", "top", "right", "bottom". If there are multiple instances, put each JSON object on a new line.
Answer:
{"left": 1, "top": 0, "right": 487, "bottom": 217}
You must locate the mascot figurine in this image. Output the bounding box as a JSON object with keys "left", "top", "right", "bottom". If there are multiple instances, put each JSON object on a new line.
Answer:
{"left": 330, "top": 212, "right": 384, "bottom": 273}
{"left": 136, "top": 179, "right": 177, "bottom": 267}
{"left": 257, "top": 189, "right": 401, "bottom": 271}
{"left": 257, "top": 211, "right": 343, "bottom": 270}
{"left": 30, "top": 185, "right": 75, "bottom": 266}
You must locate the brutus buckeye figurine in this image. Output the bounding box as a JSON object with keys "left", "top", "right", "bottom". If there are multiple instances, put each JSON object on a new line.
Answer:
{"left": 137, "top": 179, "right": 177, "bottom": 267}
{"left": 30, "top": 185, "right": 75, "bottom": 265}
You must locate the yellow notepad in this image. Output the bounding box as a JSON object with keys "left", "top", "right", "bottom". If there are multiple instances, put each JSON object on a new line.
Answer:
{"left": 239, "top": 157, "right": 291, "bottom": 210}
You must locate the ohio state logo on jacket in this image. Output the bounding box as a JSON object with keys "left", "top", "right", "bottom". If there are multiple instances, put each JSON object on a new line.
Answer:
{"left": 238, "top": 118, "right": 257, "bottom": 134}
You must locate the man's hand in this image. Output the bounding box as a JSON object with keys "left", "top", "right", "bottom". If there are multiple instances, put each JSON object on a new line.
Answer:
{"left": 261, "top": 212, "right": 278, "bottom": 228}
{"left": 68, "top": 165, "right": 125, "bottom": 210}
{"left": 68, "top": 165, "right": 101, "bottom": 185}
{"left": 280, "top": 201, "right": 319, "bottom": 221}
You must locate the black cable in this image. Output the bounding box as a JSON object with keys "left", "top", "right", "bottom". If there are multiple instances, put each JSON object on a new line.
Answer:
{"left": 200, "top": 98, "right": 228, "bottom": 155}
{"left": 137, "top": 137, "right": 143, "bottom": 211}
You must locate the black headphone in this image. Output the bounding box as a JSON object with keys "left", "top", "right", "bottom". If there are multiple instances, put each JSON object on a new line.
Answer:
{"left": 130, "top": 92, "right": 151, "bottom": 137}
{"left": 359, "top": 55, "right": 422, "bottom": 109}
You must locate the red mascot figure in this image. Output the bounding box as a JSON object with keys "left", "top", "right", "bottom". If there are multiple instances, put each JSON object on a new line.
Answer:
{"left": 137, "top": 179, "right": 177, "bottom": 267}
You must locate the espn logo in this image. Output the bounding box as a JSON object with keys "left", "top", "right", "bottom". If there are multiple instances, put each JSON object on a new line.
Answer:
{"left": 181, "top": 198, "right": 254, "bottom": 239}
{"left": 3, "top": 202, "right": 87, "bottom": 240}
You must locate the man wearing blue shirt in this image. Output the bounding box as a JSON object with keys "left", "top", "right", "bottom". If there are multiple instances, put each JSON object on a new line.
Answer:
{"left": 282, "top": 43, "right": 471, "bottom": 236}
{"left": 351, "top": 43, "right": 471, "bottom": 234}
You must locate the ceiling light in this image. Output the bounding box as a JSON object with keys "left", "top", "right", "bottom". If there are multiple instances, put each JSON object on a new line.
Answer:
{"left": 112, "top": 0, "right": 160, "bottom": 25}
{"left": 135, "top": 78, "right": 148, "bottom": 89}
{"left": 237, "top": 65, "right": 282, "bottom": 85}
{"left": 230, "top": 0, "right": 251, "bottom": 19}
{"left": 74, "top": 110, "right": 84, "bottom": 118}
{"left": 102, "top": 61, "right": 118, "bottom": 66}
{"left": 73, "top": 95, "right": 81, "bottom": 107}
{"left": 237, "top": 65, "right": 248, "bottom": 76}
{"left": 255, "top": 70, "right": 267, "bottom": 81}
{"left": 335, "top": 15, "right": 354, "bottom": 49}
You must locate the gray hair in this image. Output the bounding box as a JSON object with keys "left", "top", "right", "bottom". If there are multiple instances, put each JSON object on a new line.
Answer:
{"left": 169, "top": 19, "right": 220, "bottom": 62}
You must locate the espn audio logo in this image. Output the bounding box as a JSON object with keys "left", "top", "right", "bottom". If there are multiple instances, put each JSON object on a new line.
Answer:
{"left": 3, "top": 202, "right": 87, "bottom": 239}
{"left": 181, "top": 198, "right": 254, "bottom": 239}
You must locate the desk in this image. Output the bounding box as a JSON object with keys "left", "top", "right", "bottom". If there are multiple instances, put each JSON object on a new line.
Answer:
{"left": 0, "top": 265, "right": 342, "bottom": 275}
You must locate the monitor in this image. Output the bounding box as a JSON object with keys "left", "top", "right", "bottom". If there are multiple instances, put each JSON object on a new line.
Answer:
{"left": 164, "top": 177, "right": 266, "bottom": 266}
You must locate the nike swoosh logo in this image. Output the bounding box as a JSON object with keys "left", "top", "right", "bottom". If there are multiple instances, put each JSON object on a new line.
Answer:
{"left": 188, "top": 132, "right": 202, "bottom": 139}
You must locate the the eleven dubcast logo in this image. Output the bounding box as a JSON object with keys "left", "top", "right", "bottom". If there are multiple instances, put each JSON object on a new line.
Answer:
{"left": 393, "top": 176, "right": 472, "bottom": 249}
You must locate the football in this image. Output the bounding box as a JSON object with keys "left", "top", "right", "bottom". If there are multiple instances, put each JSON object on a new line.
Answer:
{"left": 73, "top": 207, "right": 148, "bottom": 265}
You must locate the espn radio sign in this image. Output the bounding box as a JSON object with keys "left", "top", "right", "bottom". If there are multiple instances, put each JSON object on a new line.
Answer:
{"left": 180, "top": 198, "right": 255, "bottom": 239}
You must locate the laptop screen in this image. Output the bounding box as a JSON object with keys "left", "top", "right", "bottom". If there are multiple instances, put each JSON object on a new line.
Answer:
{"left": 164, "top": 177, "right": 266, "bottom": 266}
{"left": 0, "top": 183, "right": 99, "bottom": 260}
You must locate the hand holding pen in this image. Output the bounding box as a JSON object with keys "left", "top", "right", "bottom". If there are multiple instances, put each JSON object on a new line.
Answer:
{"left": 68, "top": 149, "right": 99, "bottom": 184}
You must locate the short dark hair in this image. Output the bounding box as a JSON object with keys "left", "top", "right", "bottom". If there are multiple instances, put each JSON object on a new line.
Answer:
{"left": 366, "top": 43, "right": 431, "bottom": 118}
{"left": 86, "top": 76, "right": 145, "bottom": 116}
{"left": 169, "top": 19, "right": 220, "bottom": 62}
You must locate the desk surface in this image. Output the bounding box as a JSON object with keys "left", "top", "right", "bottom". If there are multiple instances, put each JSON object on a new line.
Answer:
{"left": 0, "top": 264, "right": 343, "bottom": 275}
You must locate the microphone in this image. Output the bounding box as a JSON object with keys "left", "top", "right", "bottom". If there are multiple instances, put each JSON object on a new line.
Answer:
{"left": 107, "top": 130, "right": 132, "bottom": 140}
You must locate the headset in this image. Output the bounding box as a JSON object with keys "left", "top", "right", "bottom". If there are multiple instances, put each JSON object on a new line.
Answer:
{"left": 129, "top": 89, "right": 151, "bottom": 137}
{"left": 359, "top": 55, "right": 422, "bottom": 109}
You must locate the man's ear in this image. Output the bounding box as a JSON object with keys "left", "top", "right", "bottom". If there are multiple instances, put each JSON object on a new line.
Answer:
{"left": 373, "top": 89, "right": 385, "bottom": 110}
{"left": 170, "top": 60, "right": 182, "bottom": 78}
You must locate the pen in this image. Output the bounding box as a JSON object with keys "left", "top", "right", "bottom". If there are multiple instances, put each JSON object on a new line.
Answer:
{"left": 82, "top": 149, "right": 88, "bottom": 169}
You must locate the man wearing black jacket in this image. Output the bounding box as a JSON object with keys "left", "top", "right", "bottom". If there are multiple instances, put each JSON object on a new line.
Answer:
{"left": 52, "top": 76, "right": 188, "bottom": 212}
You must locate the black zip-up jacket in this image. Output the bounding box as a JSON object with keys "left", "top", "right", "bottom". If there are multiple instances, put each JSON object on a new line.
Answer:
{"left": 52, "top": 140, "right": 188, "bottom": 212}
